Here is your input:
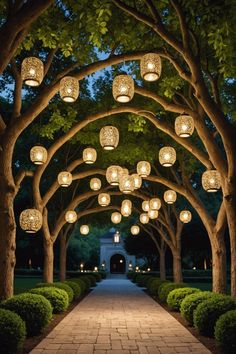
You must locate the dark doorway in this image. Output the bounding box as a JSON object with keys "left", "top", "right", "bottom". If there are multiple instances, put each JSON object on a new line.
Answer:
{"left": 110, "top": 254, "right": 126, "bottom": 273}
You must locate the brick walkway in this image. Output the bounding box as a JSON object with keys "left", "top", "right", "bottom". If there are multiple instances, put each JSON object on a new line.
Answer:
{"left": 31, "top": 278, "right": 212, "bottom": 354}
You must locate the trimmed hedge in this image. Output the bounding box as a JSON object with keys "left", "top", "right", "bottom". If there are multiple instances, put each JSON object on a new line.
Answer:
{"left": 64, "top": 281, "right": 81, "bottom": 299}
{"left": 148, "top": 278, "right": 170, "bottom": 296}
{"left": 180, "top": 291, "right": 213, "bottom": 325}
{"left": 84, "top": 274, "right": 97, "bottom": 287}
{"left": 2, "top": 293, "right": 52, "bottom": 336}
{"left": 30, "top": 287, "right": 69, "bottom": 313}
{"left": 0, "top": 308, "right": 26, "bottom": 354}
{"left": 70, "top": 278, "right": 87, "bottom": 293}
{"left": 90, "top": 273, "right": 102, "bottom": 282}
{"left": 215, "top": 310, "right": 236, "bottom": 352}
{"left": 167, "top": 287, "right": 200, "bottom": 311}
{"left": 193, "top": 295, "right": 236, "bottom": 337}
{"left": 158, "top": 282, "right": 186, "bottom": 303}
{"left": 36, "top": 282, "right": 74, "bottom": 302}
{"left": 79, "top": 276, "right": 91, "bottom": 289}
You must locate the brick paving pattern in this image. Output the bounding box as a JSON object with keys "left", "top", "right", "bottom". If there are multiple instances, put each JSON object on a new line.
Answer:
{"left": 31, "top": 278, "right": 212, "bottom": 354}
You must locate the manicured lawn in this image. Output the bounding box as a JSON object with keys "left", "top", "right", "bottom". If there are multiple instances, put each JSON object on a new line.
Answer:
{"left": 14, "top": 276, "right": 42, "bottom": 294}
{"left": 186, "top": 282, "right": 212, "bottom": 291}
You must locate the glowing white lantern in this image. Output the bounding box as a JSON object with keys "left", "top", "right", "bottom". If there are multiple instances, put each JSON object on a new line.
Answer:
{"left": 98, "top": 193, "right": 110, "bottom": 206}
{"left": 121, "top": 199, "right": 132, "bottom": 217}
{"left": 82, "top": 147, "right": 97, "bottom": 164}
{"left": 60, "top": 76, "right": 79, "bottom": 102}
{"left": 19, "top": 209, "right": 42, "bottom": 233}
{"left": 140, "top": 53, "right": 161, "bottom": 81}
{"left": 164, "top": 190, "right": 177, "bottom": 204}
{"left": 159, "top": 147, "right": 176, "bottom": 167}
{"left": 111, "top": 212, "right": 122, "bottom": 224}
{"left": 148, "top": 209, "right": 159, "bottom": 219}
{"left": 112, "top": 74, "right": 134, "bottom": 103}
{"left": 175, "top": 115, "right": 194, "bottom": 138}
{"left": 180, "top": 210, "right": 192, "bottom": 223}
{"left": 106, "top": 165, "right": 123, "bottom": 185}
{"left": 142, "top": 200, "right": 150, "bottom": 212}
{"left": 119, "top": 174, "right": 135, "bottom": 194}
{"left": 99, "top": 126, "right": 119, "bottom": 150}
{"left": 21, "top": 57, "right": 44, "bottom": 86}
{"left": 131, "top": 173, "right": 142, "bottom": 189}
{"left": 90, "top": 178, "right": 101, "bottom": 191}
{"left": 137, "top": 161, "right": 151, "bottom": 177}
{"left": 113, "top": 231, "right": 120, "bottom": 243}
{"left": 150, "top": 198, "right": 161, "bottom": 210}
{"left": 140, "top": 213, "right": 149, "bottom": 224}
{"left": 65, "top": 210, "right": 77, "bottom": 223}
{"left": 80, "top": 224, "right": 89, "bottom": 235}
{"left": 202, "top": 170, "right": 221, "bottom": 192}
{"left": 131, "top": 225, "right": 140, "bottom": 235}
{"left": 30, "top": 145, "right": 47, "bottom": 165}
{"left": 58, "top": 171, "right": 72, "bottom": 187}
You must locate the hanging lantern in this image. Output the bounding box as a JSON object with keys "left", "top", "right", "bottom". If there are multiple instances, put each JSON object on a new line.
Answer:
{"left": 65, "top": 210, "right": 77, "bottom": 223}
{"left": 140, "top": 213, "right": 149, "bottom": 224}
{"left": 148, "top": 209, "right": 159, "bottom": 219}
{"left": 131, "top": 225, "right": 140, "bottom": 235}
{"left": 137, "top": 161, "right": 151, "bottom": 177}
{"left": 140, "top": 53, "right": 161, "bottom": 82}
{"left": 106, "top": 165, "right": 123, "bottom": 185}
{"left": 99, "top": 126, "right": 119, "bottom": 150}
{"left": 150, "top": 198, "right": 161, "bottom": 210}
{"left": 112, "top": 74, "right": 134, "bottom": 103}
{"left": 122, "top": 168, "right": 129, "bottom": 176}
{"left": 82, "top": 147, "right": 97, "bottom": 164}
{"left": 121, "top": 199, "right": 132, "bottom": 217}
{"left": 175, "top": 115, "right": 194, "bottom": 138}
{"left": 119, "top": 174, "right": 135, "bottom": 194}
{"left": 98, "top": 193, "right": 110, "bottom": 206}
{"left": 164, "top": 190, "right": 177, "bottom": 204}
{"left": 131, "top": 173, "right": 142, "bottom": 190}
{"left": 113, "top": 231, "right": 120, "bottom": 243}
{"left": 19, "top": 209, "right": 42, "bottom": 233}
{"left": 202, "top": 170, "right": 221, "bottom": 192}
{"left": 90, "top": 178, "right": 101, "bottom": 191}
{"left": 111, "top": 212, "right": 122, "bottom": 224}
{"left": 180, "top": 210, "right": 192, "bottom": 223}
{"left": 21, "top": 57, "right": 44, "bottom": 86}
{"left": 159, "top": 147, "right": 176, "bottom": 167}
{"left": 30, "top": 145, "right": 47, "bottom": 165}
{"left": 60, "top": 76, "right": 79, "bottom": 102}
{"left": 58, "top": 171, "right": 72, "bottom": 187}
{"left": 142, "top": 200, "right": 150, "bottom": 212}
{"left": 80, "top": 224, "right": 89, "bottom": 235}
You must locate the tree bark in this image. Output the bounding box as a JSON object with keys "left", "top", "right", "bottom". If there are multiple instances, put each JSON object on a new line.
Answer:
{"left": 159, "top": 248, "right": 166, "bottom": 280}
{"left": 59, "top": 233, "right": 67, "bottom": 282}
{"left": 43, "top": 238, "right": 54, "bottom": 283}
{"left": 211, "top": 236, "right": 227, "bottom": 293}
{"left": 172, "top": 249, "right": 183, "bottom": 283}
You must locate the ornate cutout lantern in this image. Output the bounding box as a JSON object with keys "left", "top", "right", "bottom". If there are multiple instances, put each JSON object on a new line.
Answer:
{"left": 60, "top": 76, "right": 79, "bottom": 102}
{"left": 90, "top": 178, "right": 101, "bottom": 191}
{"left": 82, "top": 147, "right": 97, "bottom": 164}
{"left": 140, "top": 213, "right": 149, "bottom": 224}
{"left": 30, "top": 145, "right": 47, "bottom": 165}
{"left": 131, "top": 225, "right": 140, "bottom": 235}
{"left": 180, "top": 210, "right": 192, "bottom": 223}
{"left": 140, "top": 53, "right": 161, "bottom": 81}
{"left": 119, "top": 174, "right": 135, "bottom": 194}
{"left": 19, "top": 209, "right": 42, "bottom": 233}
{"left": 99, "top": 126, "right": 119, "bottom": 150}
{"left": 121, "top": 199, "right": 132, "bottom": 217}
{"left": 148, "top": 209, "right": 159, "bottom": 219}
{"left": 150, "top": 198, "right": 161, "bottom": 210}
{"left": 106, "top": 165, "right": 123, "bottom": 185}
{"left": 21, "top": 57, "right": 44, "bottom": 86}
{"left": 137, "top": 161, "right": 151, "bottom": 177}
{"left": 202, "top": 170, "right": 221, "bottom": 192}
{"left": 142, "top": 200, "right": 150, "bottom": 212}
{"left": 80, "top": 224, "right": 89, "bottom": 235}
{"left": 112, "top": 74, "right": 134, "bottom": 103}
{"left": 164, "top": 190, "right": 177, "bottom": 204}
{"left": 98, "top": 193, "right": 110, "bottom": 206}
{"left": 58, "top": 171, "right": 72, "bottom": 187}
{"left": 131, "top": 173, "right": 142, "bottom": 189}
{"left": 65, "top": 210, "right": 77, "bottom": 223}
{"left": 111, "top": 212, "right": 122, "bottom": 224}
{"left": 159, "top": 147, "right": 176, "bottom": 167}
{"left": 175, "top": 115, "right": 194, "bottom": 138}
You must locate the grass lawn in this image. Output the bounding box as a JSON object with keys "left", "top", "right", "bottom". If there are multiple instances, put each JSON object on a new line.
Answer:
{"left": 14, "top": 276, "right": 43, "bottom": 294}
{"left": 186, "top": 282, "right": 212, "bottom": 291}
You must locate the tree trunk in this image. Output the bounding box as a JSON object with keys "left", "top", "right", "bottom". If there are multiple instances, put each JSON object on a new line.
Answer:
{"left": 172, "top": 250, "right": 183, "bottom": 283}
{"left": 43, "top": 238, "right": 54, "bottom": 283}
{"left": 159, "top": 248, "right": 166, "bottom": 280}
{"left": 59, "top": 233, "right": 67, "bottom": 282}
{"left": 211, "top": 236, "right": 227, "bottom": 293}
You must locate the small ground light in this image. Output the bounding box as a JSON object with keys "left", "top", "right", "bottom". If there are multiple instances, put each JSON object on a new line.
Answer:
{"left": 147, "top": 268, "right": 151, "bottom": 272}
{"left": 94, "top": 266, "right": 98, "bottom": 272}
{"left": 135, "top": 266, "right": 139, "bottom": 272}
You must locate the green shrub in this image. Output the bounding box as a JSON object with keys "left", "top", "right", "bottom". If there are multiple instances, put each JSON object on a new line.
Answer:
{"left": 127, "top": 272, "right": 135, "bottom": 279}
{"left": 64, "top": 281, "right": 81, "bottom": 299}
{"left": 2, "top": 293, "right": 52, "bottom": 336}
{"left": 167, "top": 287, "right": 200, "bottom": 311}
{"left": 193, "top": 295, "right": 236, "bottom": 337}
{"left": 99, "top": 271, "right": 107, "bottom": 279}
{"left": 90, "top": 273, "right": 102, "bottom": 282}
{"left": 180, "top": 291, "right": 214, "bottom": 325}
{"left": 0, "top": 308, "right": 26, "bottom": 354}
{"left": 29, "top": 287, "right": 69, "bottom": 313}
{"left": 138, "top": 275, "right": 153, "bottom": 287}
{"left": 215, "top": 310, "right": 236, "bottom": 352}
{"left": 36, "top": 282, "right": 74, "bottom": 302}
{"left": 79, "top": 276, "right": 91, "bottom": 289}
{"left": 70, "top": 278, "right": 87, "bottom": 293}
{"left": 158, "top": 283, "right": 186, "bottom": 303}
{"left": 85, "top": 274, "right": 97, "bottom": 287}
{"left": 148, "top": 279, "right": 170, "bottom": 296}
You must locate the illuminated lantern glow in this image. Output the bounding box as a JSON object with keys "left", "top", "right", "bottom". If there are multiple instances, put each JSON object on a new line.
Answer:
{"left": 90, "top": 178, "right": 101, "bottom": 191}
{"left": 112, "top": 74, "right": 134, "bottom": 103}
{"left": 140, "top": 53, "right": 161, "bottom": 82}
{"left": 65, "top": 210, "right": 77, "bottom": 223}
{"left": 140, "top": 213, "right": 149, "bottom": 224}
{"left": 175, "top": 115, "right": 194, "bottom": 138}
{"left": 159, "top": 147, "right": 176, "bottom": 167}
{"left": 142, "top": 200, "right": 150, "bottom": 212}
{"left": 99, "top": 126, "right": 119, "bottom": 150}
{"left": 121, "top": 199, "right": 132, "bottom": 217}
{"left": 30, "top": 145, "right": 47, "bottom": 165}
{"left": 202, "top": 170, "right": 221, "bottom": 192}
{"left": 164, "top": 190, "right": 177, "bottom": 204}
{"left": 21, "top": 57, "right": 44, "bottom": 86}
{"left": 60, "top": 76, "right": 79, "bottom": 102}
{"left": 119, "top": 174, "right": 135, "bottom": 194}
{"left": 132, "top": 173, "right": 142, "bottom": 189}
{"left": 111, "top": 212, "right": 122, "bottom": 224}
{"left": 98, "top": 193, "right": 110, "bottom": 206}
{"left": 113, "top": 231, "right": 120, "bottom": 243}
{"left": 148, "top": 209, "right": 159, "bottom": 219}
{"left": 19, "top": 209, "right": 42, "bottom": 233}
{"left": 131, "top": 225, "right": 140, "bottom": 235}
{"left": 180, "top": 210, "right": 192, "bottom": 223}
{"left": 137, "top": 161, "right": 151, "bottom": 177}
{"left": 58, "top": 171, "right": 73, "bottom": 187}
{"left": 106, "top": 165, "right": 123, "bottom": 185}
{"left": 82, "top": 147, "right": 97, "bottom": 164}
{"left": 150, "top": 198, "right": 161, "bottom": 210}
{"left": 80, "top": 224, "right": 89, "bottom": 235}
